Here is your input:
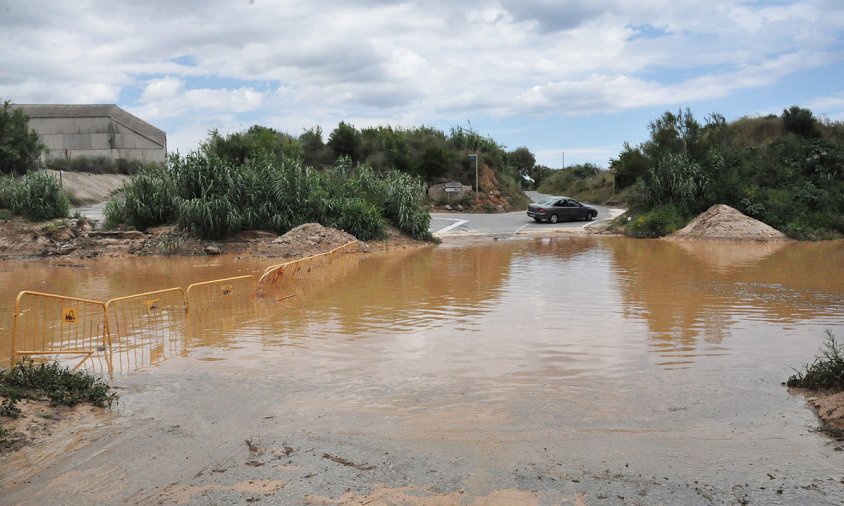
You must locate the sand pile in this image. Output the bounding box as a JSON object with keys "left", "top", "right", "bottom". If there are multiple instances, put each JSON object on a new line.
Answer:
{"left": 671, "top": 204, "right": 788, "bottom": 241}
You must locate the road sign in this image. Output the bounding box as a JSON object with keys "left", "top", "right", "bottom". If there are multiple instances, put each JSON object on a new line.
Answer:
{"left": 444, "top": 187, "right": 462, "bottom": 192}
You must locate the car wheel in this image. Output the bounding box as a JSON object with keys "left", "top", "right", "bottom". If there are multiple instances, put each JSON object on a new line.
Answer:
{"left": 533, "top": 217, "right": 542, "bottom": 222}
{"left": 590, "top": 212, "right": 597, "bottom": 220}
{"left": 549, "top": 214, "right": 558, "bottom": 224}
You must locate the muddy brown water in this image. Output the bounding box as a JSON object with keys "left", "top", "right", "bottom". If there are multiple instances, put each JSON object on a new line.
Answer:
{"left": 1, "top": 237, "right": 844, "bottom": 504}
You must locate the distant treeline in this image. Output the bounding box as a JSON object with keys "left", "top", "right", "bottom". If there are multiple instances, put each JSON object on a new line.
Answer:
{"left": 201, "top": 122, "right": 536, "bottom": 193}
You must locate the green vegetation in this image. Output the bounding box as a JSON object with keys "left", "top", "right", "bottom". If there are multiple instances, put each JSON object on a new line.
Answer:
{"left": 1, "top": 359, "right": 118, "bottom": 438}
{"left": 625, "top": 203, "right": 687, "bottom": 238}
{"left": 787, "top": 330, "right": 844, "bottom": 391}
{"left": 106, "top": 152, "right": 432, "bottom": 241}
{"left": 45, "top": 156, "right": 158, "bottom": 175}
{"left": 0, "top": 171, "right": 69, "bottom": 220}
{"left": 536, "top": 163, "right": 615, "bottom": 203}
{"left": 610, "top": 107, "right": 844, "bottom": 239}
{"left": 203, "top": 122, "right": 533, "bottom": 208}
{"left": 0, "top": 100, "right": 44, "bottom": 175}
{"left": 106, "top": 120, "right": 549, "bottom": 241}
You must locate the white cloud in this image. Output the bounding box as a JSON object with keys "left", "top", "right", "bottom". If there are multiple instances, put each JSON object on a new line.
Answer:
{"left": 140, "top": 77, "right": 184, "bottom": 102}
{"left": 2, "top": 0, "right": 842, "bottom": 162}
{"left": 809, "top": 92, "right": 844, "bottom": 120}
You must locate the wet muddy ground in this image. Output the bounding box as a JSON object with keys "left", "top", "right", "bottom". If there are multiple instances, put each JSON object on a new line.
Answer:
{"left": 2, "top": 237, "right": 844, "bottom": 504}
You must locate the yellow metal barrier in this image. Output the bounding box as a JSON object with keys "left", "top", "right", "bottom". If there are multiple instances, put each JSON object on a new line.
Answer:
{"left": 256, "top": 240, "right": 359, "bottom": 299}
{"left": 11, "top": 291, "right": 108, "bottom": 368}
{"left": 105, "top": 288, "right": 187, "bottom": 374}
{"left": 7, "top": 241, "right": 361, "bottom": 370}
{"left": 186, "top": 275, "right": 256, "bottom": 313}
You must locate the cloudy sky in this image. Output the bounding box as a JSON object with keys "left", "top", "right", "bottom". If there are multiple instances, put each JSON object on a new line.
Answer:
{"left": 2, "top": 0, "right": 843, "bottom": 167}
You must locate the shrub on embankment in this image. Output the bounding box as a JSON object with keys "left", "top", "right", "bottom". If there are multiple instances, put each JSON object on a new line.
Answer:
{"left": 536, "top": 163, "right": 615, "bottom": 204}
{"left": 105, "top": 152, "right": 433, "bottom": 242}
{"left": 609, "top": 107, "right": 844, "bottom": 239}
{"left": 0, "top": 171, "right": 69, "bottom": 221}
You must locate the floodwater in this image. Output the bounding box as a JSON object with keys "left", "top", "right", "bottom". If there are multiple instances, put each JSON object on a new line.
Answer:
{"left": 2, "top": 237, "right": 844, "bottom": 504}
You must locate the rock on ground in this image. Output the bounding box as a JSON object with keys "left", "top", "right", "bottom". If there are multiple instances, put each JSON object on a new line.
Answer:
{"left": 671, "top": 204, "right": 788, "bottom": 241}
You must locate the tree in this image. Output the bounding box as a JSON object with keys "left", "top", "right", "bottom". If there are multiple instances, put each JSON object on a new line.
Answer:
{"left": 299, "top": 126, "right": 329, "bottom": 167}
{"left": 782, "top": 106, "right": 820, "bottom": 138}
{"left": 0, "top": 100, "right": 44, "bottom": 175}
{"left": 328, "top": 122, "right": 362, "bottom": 162}
{"left": 201, "top": 125, "right": 302, "bottom": 165}
{"left": 643, "top": 108, "right": 705, "bottom": 162}
{"left": 414, "top": 145, "right": 453, "bottom": 181}
{"left": 509, "top": 147, "right": 536, "bottom": 177}
{"left": 609, "top": 142, "right": 648, "bottom": 189}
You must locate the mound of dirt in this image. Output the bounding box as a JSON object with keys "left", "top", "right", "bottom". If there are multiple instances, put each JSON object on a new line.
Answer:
{"left": 254, "top": 223, "right": 359, "bottom": 258}
{"left": 671, "top": 204, "right": 788, "bottom": 241}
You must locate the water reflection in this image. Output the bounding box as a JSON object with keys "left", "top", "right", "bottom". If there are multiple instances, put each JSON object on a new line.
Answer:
{"left": 260, "top": 245, "right": 514, "bottom": 340}
{"left": 607, "top": 238, "right": 844, "bottom": 366}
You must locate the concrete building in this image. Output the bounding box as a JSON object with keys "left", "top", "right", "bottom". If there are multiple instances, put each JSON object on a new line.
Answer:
{"left": 12, "top": 104, "right": 166, "bottom": 163}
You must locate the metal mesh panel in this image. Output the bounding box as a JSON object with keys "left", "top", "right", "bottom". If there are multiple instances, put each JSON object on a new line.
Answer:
{"left": 105, "top": 288, "right": 187, "bottom": 374}
{"left": 256, "top": 241, "right": 359, "bottom": 300}
{"left": 11, "top": 291, "right": 108, "bottom": 368}
{"left": 186, "top": 275, "right": 256, "bottom": 313}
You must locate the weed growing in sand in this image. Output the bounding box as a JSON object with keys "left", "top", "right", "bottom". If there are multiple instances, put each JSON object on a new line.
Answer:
{"left": 1, "top": 359, "right": 118, "bottom": 440}
{"left": 0, "top": 358, "right": 118, "bottom": 410}
{"left": 787, "top": 330, "right": 844, "bottom": 390}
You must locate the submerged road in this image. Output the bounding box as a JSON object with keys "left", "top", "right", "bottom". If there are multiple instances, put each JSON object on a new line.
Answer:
{"left": 431, "top": 190, "right": 626, "bottom": 237}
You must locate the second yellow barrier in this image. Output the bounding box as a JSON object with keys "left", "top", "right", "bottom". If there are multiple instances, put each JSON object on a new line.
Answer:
{"left": 186, "top": 275, "right": 256, "bottom": 313}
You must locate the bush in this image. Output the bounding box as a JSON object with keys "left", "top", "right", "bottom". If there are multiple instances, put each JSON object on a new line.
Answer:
{"left": 626, "top": 204, "right": 687, "bottom": 238}
{"left": 615, "top": 107, "right": 844, "bottom": 240}
{"left": 119, "top": 167, "right": 175, "bottom": 230}
{"left": 45, "top": 156, "right": 153, "bottom": 175}
{"left": 10, "top": 171, "right": 69, "bottom": 220}
{"left": 324, "top": 198, "right": 386, "bottom": 241}
{"left": 782, "top": 106, "right": 820, "bottom": 139}
{"left": 0, "top": 358, "right": 118, "bottom": 410}
{"left": 0, "top": 174, "right": 15, "bottom": 209}
{"left": 103, "top": 194, "right": 127, "bottom": 229}
{"left": 537, "top": 164, "right": 613, "bottom": 203}
{"left": 105, "top": 150, "right": 434, "bottom": 242}
{"left": 787, "top": 330, "right": 844, "bottom": 390}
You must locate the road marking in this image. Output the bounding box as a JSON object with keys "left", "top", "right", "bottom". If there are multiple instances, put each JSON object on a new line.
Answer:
{"left": 435, "top": 219, "right": 468, "bottom": 235}
{"left": 513, "top": 224, "right": 528, "bottom": 235}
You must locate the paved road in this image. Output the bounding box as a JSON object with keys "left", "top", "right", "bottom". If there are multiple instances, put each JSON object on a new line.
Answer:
{"left": 431, "top": 191, "right": 625, "bottom": 237}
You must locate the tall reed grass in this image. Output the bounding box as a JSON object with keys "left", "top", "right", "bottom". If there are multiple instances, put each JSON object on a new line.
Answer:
{"left": 105, "top": 152, "right": 433, "bottom": 241}
{"left": 0, "top": 171, "right": 69, "bottom": 221}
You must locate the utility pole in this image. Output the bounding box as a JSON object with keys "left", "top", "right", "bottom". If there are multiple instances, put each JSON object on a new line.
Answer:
{"left": 468, "top": 154, "right": 479, "bottom": 198}
{"left": 562, "top": 151, "right": 565, "bottom": 169}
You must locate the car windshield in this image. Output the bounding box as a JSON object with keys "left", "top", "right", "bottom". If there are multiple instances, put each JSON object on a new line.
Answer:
{"left": 536, "top": 197, "right": 558, "bottom": 205}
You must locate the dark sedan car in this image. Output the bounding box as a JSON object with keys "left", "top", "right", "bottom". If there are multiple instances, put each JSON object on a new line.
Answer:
{"left": 527, "top": 196, "right": 597, "bottom": 223}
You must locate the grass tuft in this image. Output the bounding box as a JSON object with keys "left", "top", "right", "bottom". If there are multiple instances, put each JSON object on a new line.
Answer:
{"left": 787, "top": 330, "right": 844, "bottom": 390}
{"left": 0, "top": 358, "right": 118, "bottom": 410}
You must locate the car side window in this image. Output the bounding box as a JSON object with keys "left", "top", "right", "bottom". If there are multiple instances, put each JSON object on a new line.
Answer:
{"left": 555, "top": 200, "right": 565, "bottom": 206}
